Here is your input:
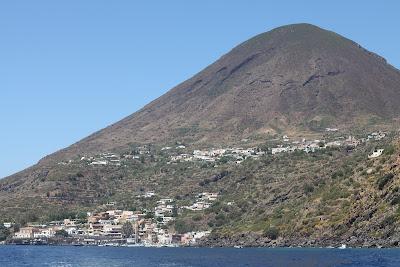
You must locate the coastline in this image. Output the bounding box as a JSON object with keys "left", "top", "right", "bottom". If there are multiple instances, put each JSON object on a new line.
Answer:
{"left": 5, "top": 229, "right": 400, "bottom": 249}
{"left": 1, "top": 240, "right": 396, "bottom": 249}
{"left": 197, "top": 234, "right": 400, "bottom": 249}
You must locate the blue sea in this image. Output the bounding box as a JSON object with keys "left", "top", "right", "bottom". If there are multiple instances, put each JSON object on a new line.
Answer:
{"left": 1, "top": 246, "right": 400, "bottom": 267}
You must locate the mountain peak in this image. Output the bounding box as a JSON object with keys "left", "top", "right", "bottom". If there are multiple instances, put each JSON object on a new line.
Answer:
{"left": 35, "top": 24, "right": 400, "bottom": 160}
{"left": 237, "top": 23, "right": 349, "bottom": 54}
{"left": 277, "top": 22, "right": 324, "bottom": 30}
{"left": 5, "top": 24, "right": 400, "bottom": 163}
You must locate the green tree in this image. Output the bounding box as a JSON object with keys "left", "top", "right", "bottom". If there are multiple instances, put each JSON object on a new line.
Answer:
{"left": 172, "top": 206, "right": 178, "bottom": 217}
{"left": 263, "top": 227, "right": 279, "bottom": 240}
{"left": 0, "top": 224, "right": 10, "bottom": 241}
{"left": 122, "top": 221, "right": 134, "bottom": 238}
{"left": 55, "top": 229, "right": 69, "bottom": 237}
{"left": 377, "top": 173, "right": 395, "bottom": 190}
{"left": 145, "top": 212, "right": 154, "bottom": 219}
{"left": 76, "top": 212, "right": 88, "bottom": 224}
{"left": 174, "top": 219, "right": 194, "bottom": 234}
{"left": 13, "top": 224, "right": 20, "bottom": 233}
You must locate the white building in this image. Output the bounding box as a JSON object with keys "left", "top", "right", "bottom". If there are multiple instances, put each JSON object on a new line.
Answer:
{"left": 3, "top": 222, "right": 13, "bottom": 228}
{"left": 90, "top": 160, "right": 108, "bottom": 166}
{"left": 14, "top": 227, "right": 37, "bottom": 239}
{"left": 140, "top": 191, "right": 156, "bottom": 198}
{"left": 102, "top": 224, "right": 123, "bottom": 238}
{"left": 198, "top": 192, "right": 219, "bottom": 201}
{"left": 271, "top": 147, "right": 289, "bottom": 155}
{"left": 185, "top": 201, "right": 211, "bottom": 211}
{"left": 33, "top": 228, "right": 55, "bottom": 238}
{"left": 368, "top": 149, "right": 384, "bottom": 158}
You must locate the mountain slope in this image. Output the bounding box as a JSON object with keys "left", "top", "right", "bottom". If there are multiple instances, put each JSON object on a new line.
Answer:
{"left": 40, "top": 23, "right": 400, "bottom": 163}
{"left": 2, "top": 24, "right": 400, "bottom": 247}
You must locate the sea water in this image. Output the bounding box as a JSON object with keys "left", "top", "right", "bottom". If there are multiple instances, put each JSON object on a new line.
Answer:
{"left": 0, "top": 246, "right": 400, "bottom": 267}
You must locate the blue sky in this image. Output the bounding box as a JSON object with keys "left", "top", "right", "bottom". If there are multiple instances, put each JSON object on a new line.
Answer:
{"left": 1, "top": 0, "right": 399, "bottom": 178}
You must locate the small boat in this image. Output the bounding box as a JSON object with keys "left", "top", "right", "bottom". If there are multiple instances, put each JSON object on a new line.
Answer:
{"left": 161, "top": 244, "right": 179, "bottom": 248}
{"left": 104, "top": 243, "right": 120, "bottom": 247}
{"left": 234, "top": 245, "right": 243, "bottom": 249}
{"left": 338, "top": 244, "right": 347, "bottom": 249}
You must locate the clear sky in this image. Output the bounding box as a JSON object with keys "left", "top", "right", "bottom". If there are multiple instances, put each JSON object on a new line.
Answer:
{"left": 1, "top": 0, "right": 399, "bottom": 178}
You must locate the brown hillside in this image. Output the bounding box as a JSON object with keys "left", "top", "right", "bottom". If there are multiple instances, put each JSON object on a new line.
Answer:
{"left": 42, "top": 23, "right": 400, "bottom": 163}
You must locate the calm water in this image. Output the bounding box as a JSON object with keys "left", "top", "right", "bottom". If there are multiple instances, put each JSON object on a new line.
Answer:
{"left": 1, "top": 246, "right": 400, "bottom": 267}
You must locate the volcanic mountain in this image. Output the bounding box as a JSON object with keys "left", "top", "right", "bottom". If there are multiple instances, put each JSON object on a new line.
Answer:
{"left": 36, "top": 23, "right": 400, "bottom": 163}
{"left": 2, "top": 24, "right": 400, "bottom": 246}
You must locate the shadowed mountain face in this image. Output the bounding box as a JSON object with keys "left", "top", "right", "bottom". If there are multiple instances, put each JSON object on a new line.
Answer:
{"left": 43, "top": 23, "right": 400, "bottom": 161}
{"left": 1, "top": 24, "right": 400, "bottom": 230}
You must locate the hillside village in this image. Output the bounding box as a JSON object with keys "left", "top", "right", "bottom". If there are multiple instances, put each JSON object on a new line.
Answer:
{"left": 167, "top": 131, "right": 387, "bottom": 163}
{"left": 4, "top": 191, "right": 219, "bottom": 246}
{"left": 56, "top": 131, "right": 388, "bottom": 167}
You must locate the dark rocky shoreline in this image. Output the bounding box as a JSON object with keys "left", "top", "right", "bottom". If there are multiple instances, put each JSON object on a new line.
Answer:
{"left": 198, "top": 232, "right": 400, "bottom": 248}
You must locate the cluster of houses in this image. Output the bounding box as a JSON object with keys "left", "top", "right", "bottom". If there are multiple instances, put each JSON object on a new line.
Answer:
{"left": 55, "top": 130, "right": 388, "bottom": 169}
{"left": 167, "top": 131, "right": 388, "bottom": 164}
{"left": 271, "top": 132, "right": 387, "bottom": 155}
{"left": 154, "top": 198, "right": 175, "bottom": 225}
{"left": 272, "top": 137, "right": 336, "bottom": 155}
{"left": 10, "top": 191, "right": 219, "bottom": 246}
{"left": 57, "top": 145, "right": 153, "bottom": 167}
{"left": 170, "top": 147, "right": 265, "bottom": 164}
{"left": 58, "top": 153, "right": 124, "bottom": 167}
{"left": 183, "top": 192, "right": 219, "bottom": 211}
{"left": 80, "top": 145, "right": 157, "bottom": 166}
{"left": 13, "top": 219, "right": 81, "bottom": 239}
{"left": 84, "top": 209, "right": 180, "bottom": 246}
{"left": 80, "top": 153, "right": 122, "bottom": 166}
